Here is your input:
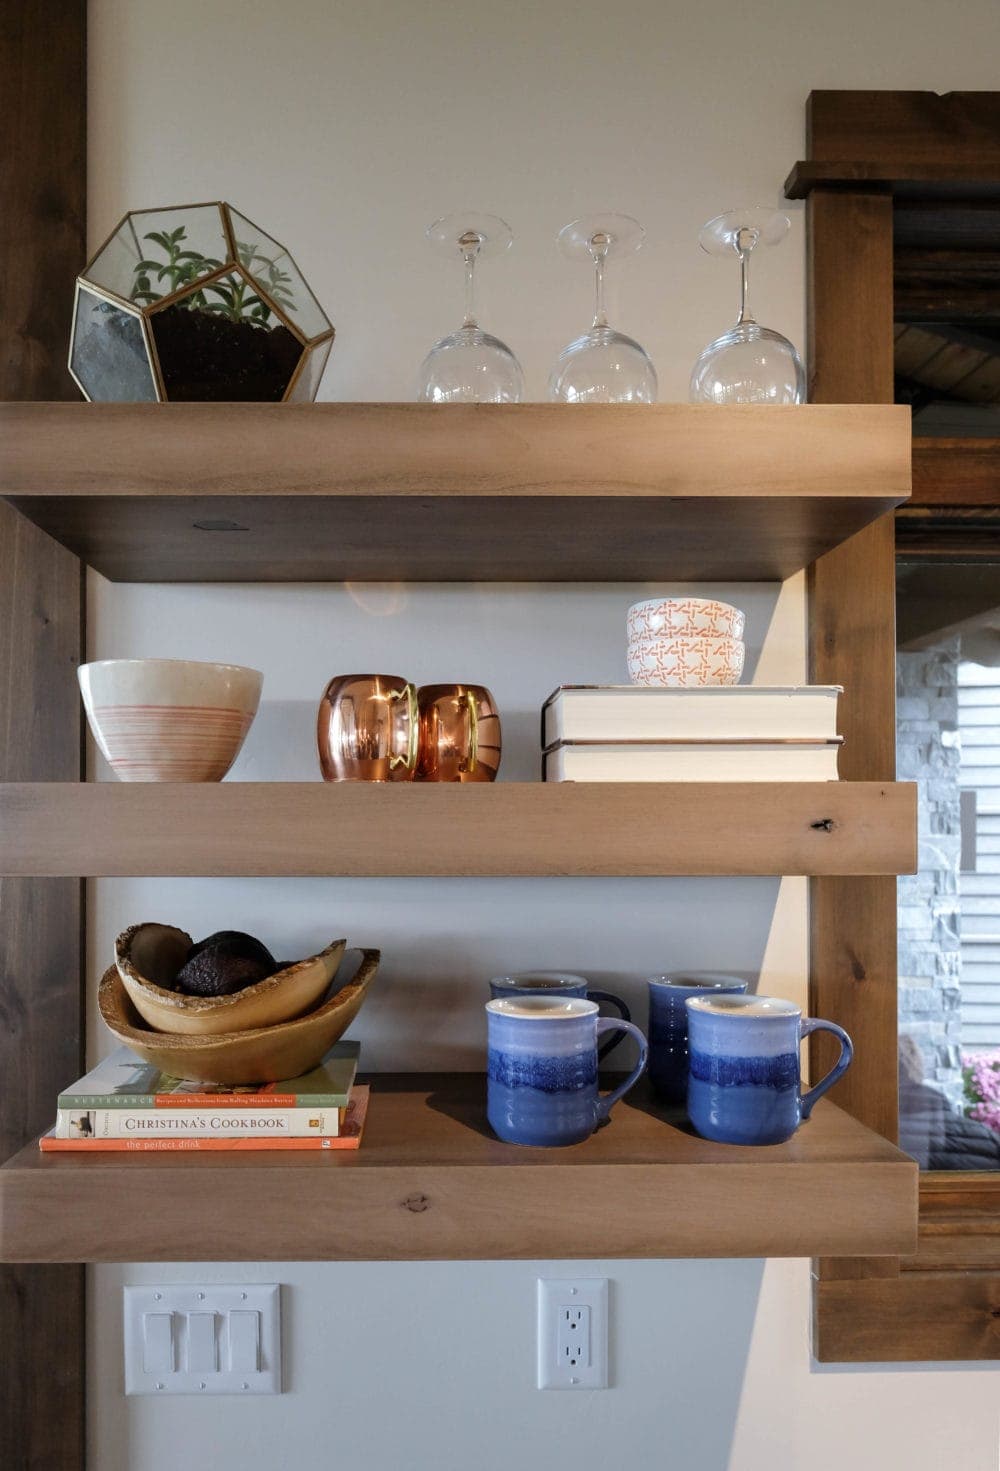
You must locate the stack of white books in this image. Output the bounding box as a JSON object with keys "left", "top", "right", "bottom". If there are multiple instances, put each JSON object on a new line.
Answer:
{"left": 541, "top": 685, "right": 843, "bottom": 781}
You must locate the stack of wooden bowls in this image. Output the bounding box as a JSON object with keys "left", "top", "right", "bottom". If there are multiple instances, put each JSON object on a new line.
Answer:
{"left": 99, "top": 923, "right": 380, "bottom": 1084}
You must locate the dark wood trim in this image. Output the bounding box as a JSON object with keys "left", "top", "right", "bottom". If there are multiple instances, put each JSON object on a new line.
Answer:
{"left": 0, "top": 4, "right": 86, "bottom": 1468}
{"left": 911, "top": 438, "right": 1000, "bottom": 505}
{"left": 815, "top": 1272, "right": 1000, "bottom": 1361}
{"left": 806, "top": 91, "right": 1000, "bottom": 171}
{"left": 795, "top": 87, "right": 1000, "bottom": 1363}
{"left": 786, "top": 161, "right": 1000, "bottom": 201}
{"left": 807, "top": 187, "right": 902, "bottom": 1307}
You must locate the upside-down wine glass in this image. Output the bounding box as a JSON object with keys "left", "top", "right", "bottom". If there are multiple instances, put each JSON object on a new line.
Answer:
{"left": 548, "top": 213, "right": 657, "bottom": 403}
{"left": 689, "top": 207, "right": 805, "bottom": 404}
{"left": 417, "top": 212, "right": 524, "bottom": 403}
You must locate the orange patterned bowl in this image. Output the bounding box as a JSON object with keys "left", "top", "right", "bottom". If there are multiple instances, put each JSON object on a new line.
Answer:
{"left": 78, "top": 659, "right": 262, "bottom": 781}
{"left": 627, "top": 597, "right": 745, "bottom": 641}
{"left": 626, "top": 634, "right": 745, "bottom": 687}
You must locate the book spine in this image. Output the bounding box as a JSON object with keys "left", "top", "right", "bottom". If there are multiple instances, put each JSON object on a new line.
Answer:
{"left": 54, "top": 1105, "right": 341, "bottom": 1140}
{"left": 55, "top": 1092, "right": 346, "bottom": 1109}
{"left": 40, "top": 1133, "right": 359, "bottom": 1152}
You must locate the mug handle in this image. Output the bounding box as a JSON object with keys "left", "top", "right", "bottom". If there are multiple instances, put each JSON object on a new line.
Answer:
{"left": 588, "top": 990, "right": 632, "bottom": 1061}
{"left": 594, "top": 1019, "right": 648, "bottom": 1123}
{"left": 464, "top": 689, "right": 479, "bottom": 774}
{"left": 799, "top": 1017, "right": 854, "bottom": 1120}
{"left": 388, "top": 682, "right": 419, "bottom": 773}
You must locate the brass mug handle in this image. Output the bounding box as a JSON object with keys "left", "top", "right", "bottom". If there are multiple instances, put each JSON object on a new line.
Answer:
{"left": 464, "top": 689, "right": 479, "bottom": 773}
{"left": 388, "top": 681, "right": 419, "bottom": 772}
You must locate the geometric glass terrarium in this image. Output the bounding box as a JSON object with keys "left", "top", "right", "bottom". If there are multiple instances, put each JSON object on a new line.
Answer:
{"left": 69, "top": 202, "right": 334, "bottom": 402}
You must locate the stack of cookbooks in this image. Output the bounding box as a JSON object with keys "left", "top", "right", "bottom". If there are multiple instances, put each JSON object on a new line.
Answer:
{"left": 541, "top": 685, "right": 843, "bottom": 781}
{"left": 39, "top": 1041, "right": 369, "bottom": 1153}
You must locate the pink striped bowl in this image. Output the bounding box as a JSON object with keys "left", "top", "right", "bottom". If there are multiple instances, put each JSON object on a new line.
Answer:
{"left": 78, "top": 659, "right": 263, "bottom": 782}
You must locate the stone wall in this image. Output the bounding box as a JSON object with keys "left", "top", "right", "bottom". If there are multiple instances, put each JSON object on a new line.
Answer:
{"left": 897, "top": 636, "right": 963, "bottom": 1105}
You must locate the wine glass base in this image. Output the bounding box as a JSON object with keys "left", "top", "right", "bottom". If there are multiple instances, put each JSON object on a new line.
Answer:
{"left": 426, "top": 212, "right": 513, "bottom": 260}
{"left": 699, "top": 208, "right": 790, "bottom": 257}
{"left": 557, "top": 213, "right": 646, "bottom": 262}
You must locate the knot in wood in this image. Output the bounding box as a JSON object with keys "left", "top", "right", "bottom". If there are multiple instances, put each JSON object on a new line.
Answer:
{"left": 810, "top": 818, "right": 835, "bottom": 833}
{"left": 402, "top": 1192, "right": 430, "bottom": 1213}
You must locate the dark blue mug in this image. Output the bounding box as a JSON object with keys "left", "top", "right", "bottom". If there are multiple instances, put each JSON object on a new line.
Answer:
{"left": 490, "top": 972, "right": 631, "bottom": 1060}
{"left": 486, "top": 996, "right": 648, "bottom": 1147}
{"left": 686, "top": 994, "right": 853, "bottom": 1146}
{"left": 646, "top": 973, "right": 748, "bottom": 1104}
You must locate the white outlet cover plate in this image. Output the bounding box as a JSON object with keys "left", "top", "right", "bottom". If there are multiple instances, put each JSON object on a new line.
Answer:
{"left": 124, "top": 1284, "right": 281, "bottom": 1395}
{"left": 537, "top": 1277, "right": 609, "bottom": 1389}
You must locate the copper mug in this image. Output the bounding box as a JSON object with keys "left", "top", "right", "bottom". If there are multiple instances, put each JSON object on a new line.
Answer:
{"left": 317, "top": 674, "right": 419, "bottom": 782}
{"left": 417, "top": 684, "right": 501, "bottom": 782}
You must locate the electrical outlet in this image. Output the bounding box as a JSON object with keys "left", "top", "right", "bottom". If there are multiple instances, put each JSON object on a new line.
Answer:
{"left": 537, "top": 1278, "right": 608, "bottom": 1389}
{"left": 558, "top": 1305, "right": 591, "bottom": 1371}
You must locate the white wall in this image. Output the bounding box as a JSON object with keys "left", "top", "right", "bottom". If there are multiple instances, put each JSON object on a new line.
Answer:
{"left": 86, "top": 2, "right": 1000, "bottom": 1468}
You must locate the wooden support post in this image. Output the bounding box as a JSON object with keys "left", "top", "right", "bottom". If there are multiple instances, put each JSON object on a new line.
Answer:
{"left": 807, "top": 189, "right": 902, "bottom": 1309}
{"left": 0, "top": 3, "right": 86, "bottom": 1467}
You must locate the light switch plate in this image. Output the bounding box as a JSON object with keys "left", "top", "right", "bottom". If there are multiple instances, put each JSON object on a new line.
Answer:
{"left": 124, "top": 1284, "right": 281, "bottom": 1395}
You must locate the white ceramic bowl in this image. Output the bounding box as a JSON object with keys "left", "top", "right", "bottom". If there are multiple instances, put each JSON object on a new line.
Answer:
{"left": 627, "top": 597, "right": 745, "bottom": 642}
{"left": 78, "top": 658, "right": 263, "bottom": 781}
{"left": 626, "top": 634, "right": 745, "bottom": 687}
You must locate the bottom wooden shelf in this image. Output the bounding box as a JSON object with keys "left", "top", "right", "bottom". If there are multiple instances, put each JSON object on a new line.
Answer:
{"left": 0, "top": 1076, "right": 917, "bottom": 1263}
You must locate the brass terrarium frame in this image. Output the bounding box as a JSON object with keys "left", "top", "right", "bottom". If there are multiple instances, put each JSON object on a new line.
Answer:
{"left": 69, "top": 200, "right": 335, "bottom": 403}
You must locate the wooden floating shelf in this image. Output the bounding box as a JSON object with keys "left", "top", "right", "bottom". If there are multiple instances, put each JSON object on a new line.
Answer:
{"left": 0, "top": 1077, "right": 917, "bottom": 1263}
{"left": 0, "top": 402, "right": 909, "bottom": 582}
{"left": 0, "top": 781, "right": 917, "bottom": 878}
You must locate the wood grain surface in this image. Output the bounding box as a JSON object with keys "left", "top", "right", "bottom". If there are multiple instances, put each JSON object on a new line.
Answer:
{"left": 803, "top": 167, "right": 906, "bottom": 1312}
{"left": 911, "top": 438, "right": 1000, "bottom": 505}
{"left": 806, "top": 90, "right": 1000, "bottom": 172}
{"left": 0, "top": 1081, "right": 917, "bottom": 1263}
{"left": 0, "top": 781, "right": 917, "bottom": 879}
{"left": 0, "top": 402, "right": 910, "bottom": 581}
{"left": 0, "top": 3, "right": 86, "bottom": 1466}
{"left": 816, "top": 1273, "right": 1000, "bottom": 1361}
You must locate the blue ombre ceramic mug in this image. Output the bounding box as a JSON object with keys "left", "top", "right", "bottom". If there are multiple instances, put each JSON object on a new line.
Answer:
{"left": 490, "top": 972, "right": 631, "bottom": 1060}
{"left": 647, "top": 973, "right": 748, "bottom": 1104}
{"left": 686, "top": 994, "right": 853, "bottom": 1146}
{"left": 486, "top": 996, "right": 648, "bottom": 1147}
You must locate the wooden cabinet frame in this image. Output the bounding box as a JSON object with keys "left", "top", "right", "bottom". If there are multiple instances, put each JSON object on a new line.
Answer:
{"left": 0, "top": 5, "right": 87, "bottom": 1465}
{"left": 788, "top": 88, "right": 1000, "bottom": 1361}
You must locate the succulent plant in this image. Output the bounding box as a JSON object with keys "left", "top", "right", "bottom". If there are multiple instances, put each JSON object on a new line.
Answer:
{"left": 131, "top": 226, "right": 296, "bottom": 328}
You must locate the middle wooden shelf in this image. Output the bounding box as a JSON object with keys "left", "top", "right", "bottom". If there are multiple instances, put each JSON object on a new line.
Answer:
{"left": 0, "top": 781, "right": 916, "bottom": 877}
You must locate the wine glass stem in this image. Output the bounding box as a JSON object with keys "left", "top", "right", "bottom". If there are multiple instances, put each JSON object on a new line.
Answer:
{"left": 462, "top": 248, "right": 479, "bottom": 330}
{"left": 592, "top": 247, "right": 609, "bottom": 330}
{"left": 737, "top": 246, "right": 755, "bottom": 326}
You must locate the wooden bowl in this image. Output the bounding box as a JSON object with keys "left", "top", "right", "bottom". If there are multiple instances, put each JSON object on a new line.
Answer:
{"left": 114, "top": 923, "right": 346, "bottom": 1036}
{"left": 99, "top": 949, "right": 380, "bottom": 1084}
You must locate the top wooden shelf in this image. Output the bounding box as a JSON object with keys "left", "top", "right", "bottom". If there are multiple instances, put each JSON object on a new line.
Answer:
{"left": 0, "top": 403, "right": 909, "bottom": 583}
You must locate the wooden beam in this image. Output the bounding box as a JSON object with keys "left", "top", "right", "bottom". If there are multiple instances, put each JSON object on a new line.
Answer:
{"left": 816, "top": 1273, "right": 1000, "bottom": 1361}
{"left": 0, "top": 4, "right": 86, "bottom": 1469}
{"left": 807, "top": 91, "right": 1000, "bottom": 173}
{"left": 911, "top": 439, "right": 1000, "bottom": 505}
{"left": 805, "top": 182, "right": 901, "bottom": 1304}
